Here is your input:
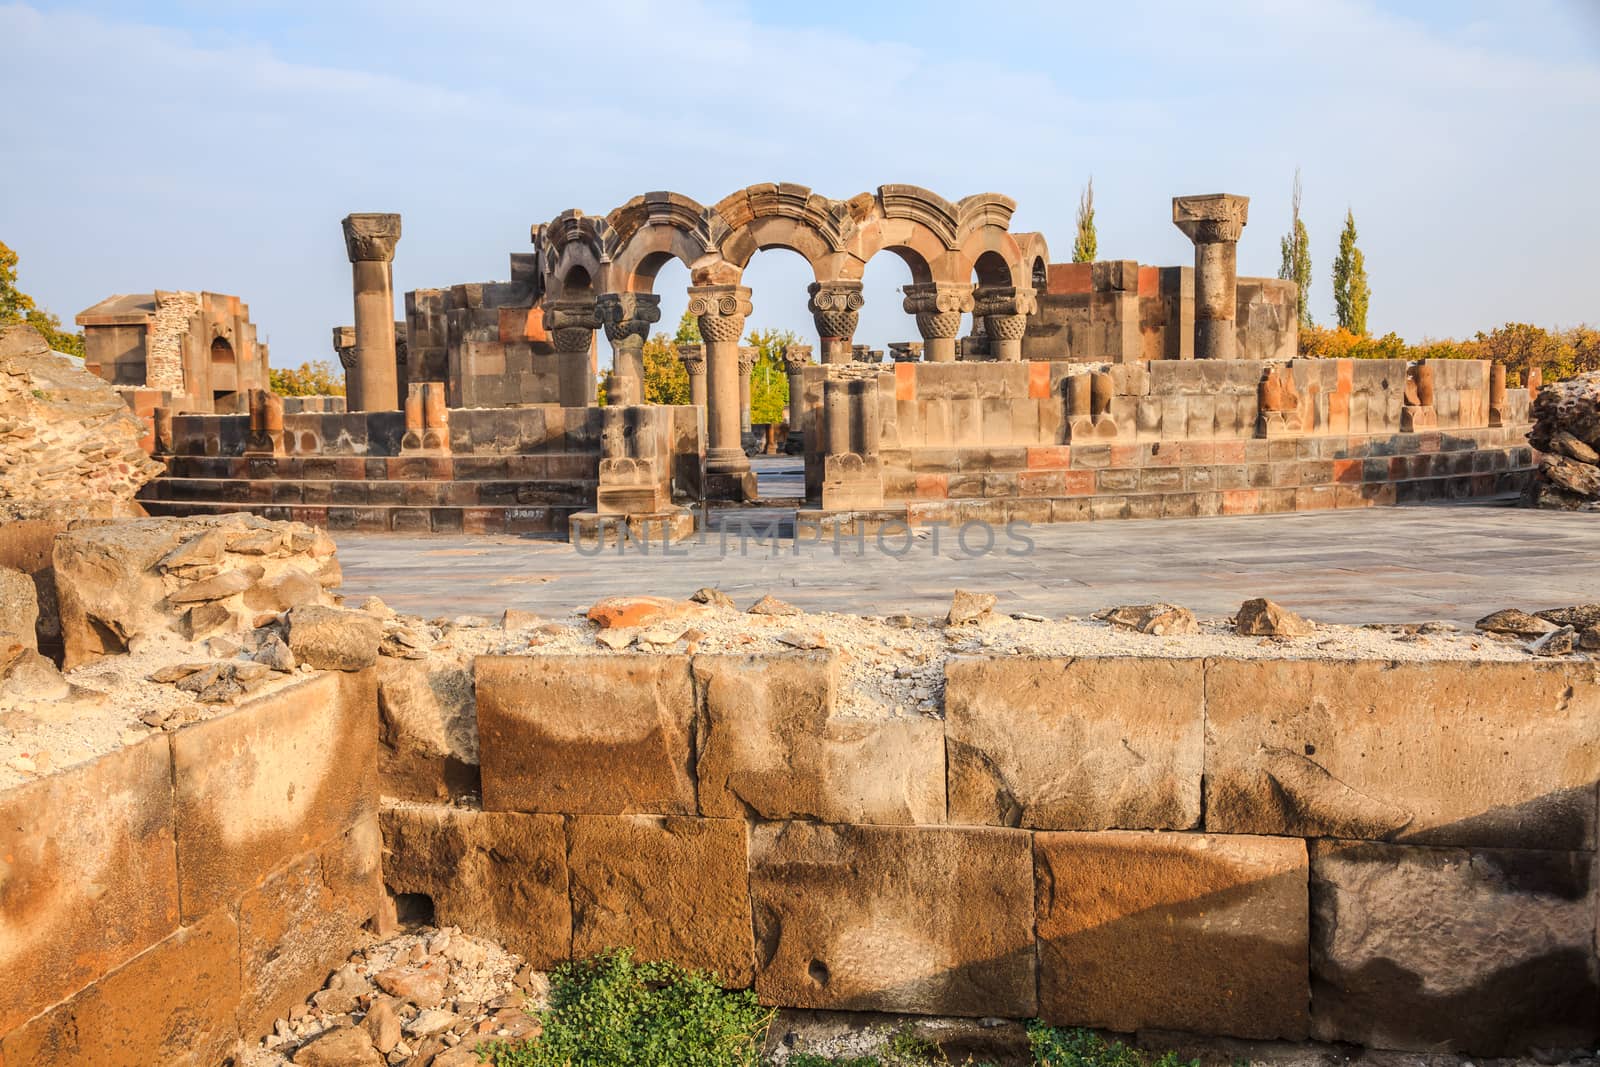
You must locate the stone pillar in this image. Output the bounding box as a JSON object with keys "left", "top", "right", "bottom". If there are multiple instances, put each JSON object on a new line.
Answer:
{"left": 422, "top": 381, "right": 448, "bottom": 451}
{"left": 678, "top": 344, "right": 707, "bottom": 408}
{"left": 902, "top": 282, "right": 972, "bottom": 364}
{"left": 152, "top": 407, "right": 174, "bottom": 456}
{"left": 823, "top": 377, "right": 852, "bottom": 457}
{"left": 544, "top": 299, "right": 601, "bottom": 407}
{"left": 340, "top": 213, "right": 402, "bottom": 411}
{"left": 807, "top": 281, "right": 864, "bottom": 364}
{"left": 686, "top": 284, "right": 756, "bottom": 500}
{"left": 245, "top": 388, "right": 284, "bottom": 456}
{"left": 1489, "top": 362, "right": 1508, "bottom": 427}
{"left": 595, "top": 292, "right": 661, "bottom": 407}
{"left": 1172, "top": 194, "right": 1250, "bottom": 360}
{"left": 332, "top": 326, "right": 359, "bottom": 410}
{"left": 738, "top": 346, "right": 757, "bottom": 433}
{"left": 972, "top": 286, "right": 1039, "bottom": 362}
{"left": 782, "top": 343, "right": 813, "bottom": 454}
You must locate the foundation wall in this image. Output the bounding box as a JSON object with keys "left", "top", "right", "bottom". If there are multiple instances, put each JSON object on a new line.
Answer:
{"left": 0, "top": 670, "right": 382, "bottom": 1065}
{"left": 381, "top": 651, "right": 1600, "bottom": 1057}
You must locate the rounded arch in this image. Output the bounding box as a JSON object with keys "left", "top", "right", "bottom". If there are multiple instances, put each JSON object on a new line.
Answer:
{"left": 533, "top": 210, "right": 606, "bottom": 301}
{"left": 711, "top": 183, "right": 865, "bottom": 279}
{"left": 603, "top": 191, "right": 728, "bottom": 294}
{"left": 972, "top": 250, "right": 1014, "bottom": 287}
{"left": 1015, "top": 231, "right": 1052, "bottom": 290}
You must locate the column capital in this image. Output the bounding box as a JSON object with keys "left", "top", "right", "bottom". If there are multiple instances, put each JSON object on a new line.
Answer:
{"left": 901, "top": 282, "right": 974, "bottom": 316}
{"left": 341, "top": 213, "right": 402, "bottom": 262}
{"left": 332, "top": 326, "right": 356, "bottom": 370}
{"left": 543, "top": 298, "right": 600, "bottom": 353}
{"left": 807, "top": 280, "right": 864, "bottom": 342}
{"left": 972, "top": 285, "right": 1039, "bottom": 320}
{"left": 595, "top": 291, "right": 662, "bottom": 346}
{"left": 677, "top": 343, "right": 706, "bottom": 375}
{"left": 1172, "top": 194, "right": 1249, "bottom": 244}
{"left": 686, "top": 285, "right": 752, "bottom": 342}
{"left": 738, "top": 346, "right": 759, "bottom": 374}
{"left": 782, "top": 343, "right": 814, "bottom": 372}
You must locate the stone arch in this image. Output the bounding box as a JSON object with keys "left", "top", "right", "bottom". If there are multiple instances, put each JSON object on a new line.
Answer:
{"left": 533, "top": 210, "right": 607, "bottom": 301}
{"left": 602, "top": 192, "right": 729, "bottom": 295}
{"left": 1016, "top": 232, "right": 1052, "bottom": 289}
{"left": 955, "top": 192, "right": 1029, "bottom": 286}
{"left": 972, "top": 250, "right": 1014, "bottom": 287}
{"left": 710, "top": 183, "right": 871, "bottom": 282}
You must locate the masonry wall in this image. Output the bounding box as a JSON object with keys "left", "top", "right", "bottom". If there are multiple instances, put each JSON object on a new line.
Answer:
{"left": 381, "top": 651, "right": 1600, "bottom": 1056}
{"left": 0, "top": 670, "right": 382, "bottom": 1065}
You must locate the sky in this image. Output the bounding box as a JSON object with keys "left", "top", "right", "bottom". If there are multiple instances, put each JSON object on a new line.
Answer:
{"left": 2, "top": 0, "right": 1598, "bottom": 368}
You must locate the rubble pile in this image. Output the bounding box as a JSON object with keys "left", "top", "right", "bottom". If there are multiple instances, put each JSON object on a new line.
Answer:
{"left": 1527, "top": 370, "right": 1600, "bottom": 510}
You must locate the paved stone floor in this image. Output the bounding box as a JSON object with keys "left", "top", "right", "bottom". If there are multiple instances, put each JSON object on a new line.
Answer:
{"left": 334, "top": 467, "right": 1598, "bottom": 626}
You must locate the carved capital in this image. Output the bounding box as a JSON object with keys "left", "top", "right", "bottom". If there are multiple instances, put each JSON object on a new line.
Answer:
{"left": 807, "top": 280, "right": 864, "bottom": 341}
{"left": 901, "top": 282, "right": 974, "bottom": 317}
{"left": 686, "top": 285, "right": 753, "bottom": 343}
{"left": 677, "top": 343, "right": 707, "bottom": 375}
{"left": 738, "top": 346, "right": 758, "bottom": 374}
{"left": 341, "top": 213, "right": 402, "bottom": 262}
{"left": 1172, "top": 194, "right": 1249, "bottom": 245}
{"left": 782, "top": 343, "right": 814, "bottom": 372}
{"left": 972, "top": 285, "right": 1039, "bottom": 319}
{"left": 596, "top": 291, "right": 662, "bottom": 347}
{"left": 332, "top": 326, "right": 357, "bottom": 370}
{"left": 543, "top": 298, "right": 600, "bottom": 354}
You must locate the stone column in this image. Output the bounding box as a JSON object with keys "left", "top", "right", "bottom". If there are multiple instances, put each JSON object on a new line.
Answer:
{"left": 677, "top": 344, "right": 707, "bottom": 408}
{"left": 544, "top": 299, "right": 601, "bottom": 407}
{"left": 686, "top": 284, "right": 756, "bottom": 500}
{"left": 340, "top": 213, "right": 402, "bottom": 411}
{"left": 1172, "top": 194, "right": 1250, "bottom": 360}
{"left": 332, "top": 326, "right": 359, "bottom": 410}
{"left": 807, "top": 281, "right": 864, "bottom": 363}
{"left": 595, "top": 292, "right": 661, "bottom": 407}
{"left": 902, "top": 282, "right": 972, "bottom": 364}
{"left": 972, "top": 286, "right": 1039, "bottom": 362}
{"left": 782, "top": 343, "right": 813, "bottom": 452}
{"left": 823, "top": 376, "right": 853, "bottom": 457}
{"left": 738, "top": 346, "right": 757, "bottom": 433}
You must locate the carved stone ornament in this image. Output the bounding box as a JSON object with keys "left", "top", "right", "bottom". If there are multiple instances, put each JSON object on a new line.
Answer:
{"left": 1172, "top": 194, "right": 1250, "bottom": 244}
{"left": 341, "top": 213, "right": 402, "bottom": 262}
{"left": 686, "top": 286, "right": 753, "bottom": 343}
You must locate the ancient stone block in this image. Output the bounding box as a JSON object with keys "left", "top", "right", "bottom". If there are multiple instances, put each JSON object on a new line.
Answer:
{"left": 567, "top": 815, "right": 752, "bottom": 984}
{"left": 1310, "top": 839, "right": 1599, "bottom": 1054}
{"left": 238, "top": 816, "right": 383, "bottom": 1039}
{"left": 943, "top": 656, "right": 1203, "bottom": 830}
{"left": 749, "top": 822, "right": 1035, "bottom": 1017}
{"left": 0, "top": 906, "right": 240, "bottom": 1067}
{"left": 0, "top": 566, "right": 39, "bottom": 651}
{"left": 1035, "top": 830, "right": 1309, "bottom": 1039}
{"left": 1204, "top": 660, "right": 1600, "bottom": 849}
{"left": 375, "top": 655, "right": 480, "bottom": 802}
{"left": 171, "top": 669, "right": 377, "bottom": 922}
{"left": 476, "top": 655, "right": 697, "bottom": 815}
{"left": 287, "top": 603, "right": 382, "bottom": 671}
{"left": 0, "top": 736, "right": 179, "bottom": 1035}
{"left": 694, "top": 653, "right": 943, "bottom": 825}
{"left": 379, "top": 804, "right": 571, "bottom": 970}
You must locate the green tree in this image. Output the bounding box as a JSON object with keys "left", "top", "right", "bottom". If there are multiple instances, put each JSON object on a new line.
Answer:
{"left": 641, "top": 333, "right": 689, "bottom": 405}
{"left": 743, "top": 327, "right": 796, "bottom": 424}
{"left": 1331, "top": 208, "right": 1370, "bottom": 336}
{"left": 1071, "top": 177, "right": 1097, "bottom": 263}
{"left": 0, "top": 240, "right": 85, "bottom": 357}
{"left": 1277, "top": 169, "right": 1313, "bottom": 328}
{"left": 673, "top": 309, "right": 701, "bottom": 345}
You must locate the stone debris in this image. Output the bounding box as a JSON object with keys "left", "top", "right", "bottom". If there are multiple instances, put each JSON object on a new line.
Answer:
{"left": 244, "top": 926, "right": 544, "bottom": 1067}
{"left": 288, "top": 604, "right": 382, "bottom": 672}
{"left": 1098, "top": 603, "right": 1199, "bottom": 636}
{"left": 1528, "top": 626, "right": 1578, "bottom": 657}
{"left": 747, "top": 594, "right": 802, "bottom": 616}
{"left": 1535, "top": 603, "right": 1600, "bottom": 629}
{"left": 689, "top": 587, "right": 736, "bottom": 610}
{"left": 585, "top": 594, "right": 701, "bottom": 629}
{"left": 945, "top": 590, "right": 996, "bottom": 626}
{"left": 1475, "top": 608, "right": 1558, "bottom": 638}
{"left": 1527, "top": 370, "right": 1600, "bottom": 511}
{"left": 0, "top": 566, "right": 41, "bottom": 651}
{"left": 1234, "top": 597, "right": 1316, "bottom": 638}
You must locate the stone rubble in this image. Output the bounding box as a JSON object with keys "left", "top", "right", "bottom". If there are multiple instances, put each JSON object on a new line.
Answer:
{"left": 1527, "top": 371, "right": 1600, "bottom": 510}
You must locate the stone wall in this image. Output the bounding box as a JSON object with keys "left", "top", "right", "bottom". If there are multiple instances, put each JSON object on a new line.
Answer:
{"left": 379, "top": 651, "right": 1600, "bottom": 1055}
{"left": 0, "top": 669, "right": 382, "bottom": 1064}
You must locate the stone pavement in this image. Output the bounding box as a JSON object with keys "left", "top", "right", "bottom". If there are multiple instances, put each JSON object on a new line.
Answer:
{"left": 332, "top": 496, "right": 1598, "bottom": 627}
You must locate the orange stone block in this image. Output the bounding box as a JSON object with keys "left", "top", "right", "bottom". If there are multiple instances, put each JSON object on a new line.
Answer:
{"left": 895, "top": 362, "right": 916, "bottom": 402}
{"left": 1332, "top": 459, "right": 1362, "bottom": 484}
{"left": 1222, "top": 489, "right": 1261, "bottom": 515}
{"left": 1137, "top": 265, "right": 1159, "bottom": 296}
{"left": 1214, "top": 441, "right": 1247, "bottom": 463}
{"left": 585, "top": 596, "right": 705, "bottom": 630}
{"left": 1047, "top": 262, "right": 1093, "bottom": 295}
{"left": 1109, "top": 444, "right": 1142, "bottom": 467}
{"left": 1062, "top": 470, "right": 1096, "bottom": 496}
{"left": 1336, "top": 359, "right": 1354, "bottom": 395}
{"left": 915, "top": 473, "right": 948, "bottom": 500}
{"left": 1027, "top": 362, "right": 1050, "bottom": 399}
{"left": 1026, "top": 446, "right": 1072, "bottom": 469}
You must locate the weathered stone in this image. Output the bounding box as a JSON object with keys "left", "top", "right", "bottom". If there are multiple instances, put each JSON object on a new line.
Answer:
{"left": 1204, "top": 659, "right": 1600, "bottom": 849}
{"left": 749, "top": 822, "right": 1036, "bottom": 1017}
{"left": 1582, "top": 626, "right": 1600, "bottom": 651}
{"left": 292, "top": 1024, "right": 384, "bottom": 1066}
{"left": 375, "top": 654, "right": 479, "bottom": 801}
{"left": 0, "top": 906, "right": 240, "bottom": 1067}
{"left": 944, "top": 589, "right": 995, "bottom": 626}
{"left": 748, "top": 593, "right": 802, "bottom": 616}
{"left": 1540, "top": 454, "right": 1600, "bottom": 499}
{"left": 245, "top": 567, "right": 326, "bottom": 614}
{"left": 944, "top": 656, "right": 1202, "bottom": 830}
{"left": 1099, "top": 603, "right": 1197, "bottom": 635}
{"left": 379, "top": 805, "right": 571, "bottom": 970}
{"left": 1310, "top": 839, "right": 1599, "bottom": 1054}
{"left": 253, "top": 630, "right": 296, "bottom": 671}
{"left": 476, "top": 655, "right": 696, "bottom": 814}
{"left": 689, "top": 586, "right": 736, "bottom": 609}
{"left": 585, "top": 595, "right": 701, "bottom": 629}
{"left": 171, "top": 670, "right": 376, "bottom": 922}
{"left": 0, "top": 632, "right": 68, "bottom": 699}
{"left": 1234, "top": 597, "right": 1315, "bottom": 637}
{"left": 363, "top": 997, "right": 403, "bottom": 1053}
{"left": 1035, "top": 831, "right": 1309, "bottom": 1039}
{"left": 0, "top": 735, "right": 179, "bottom": 1035}
{"left": 287, "top": 603, "right": 382, "bottom": 671}
{"left": 1475, "top": 607, "right": 1558, "bottom": 637}
{"left": 166, "top": 566, "right": 260, "bottom": 604}
{"left": 1551, "top": 430, "right": 1599, "bottom": 465}
{"left": 567, "top": 815, "right": 754, "bottom": 985}
{"left": 695, "top": 653, "right": 943, "bottom": 824}
{"left": 159, "top": 529, "right": 227, "bottom": 572}
{"left": 373, "top": 960, "right": 450, "bottom": 1008}
{"left": 1536, "top": 603, "right": 1600, "bottom": 630}
{"left": 0, "top": 566, "right": 39, "bottom": 650}
{"left": 1528, "top": 625, "right": 1577, "bottom": 657}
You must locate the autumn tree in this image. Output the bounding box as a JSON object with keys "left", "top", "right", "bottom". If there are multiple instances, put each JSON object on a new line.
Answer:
{"left": 1331, "top": 209, "right": 1370, "bottom": 336}
{"left": 0, "top": 240, "right": 85, "bottom": 357}
{"left": 269, "top": 360, "right": 345, "bottom": 396}
{"left": 1474, "top": 323, "right": 1571, "bottom": 386}
{"left": 1071, "top": 177, "right": 1097, "bottom": 263}
{"left": 744, "top": 327, "right": 797, "bottom": 424}
{"left": 1277, "top": 169, "right": 1312, "bottom": 328}
{"left": 641, "top": 334, "right": 689, "bottom": 405}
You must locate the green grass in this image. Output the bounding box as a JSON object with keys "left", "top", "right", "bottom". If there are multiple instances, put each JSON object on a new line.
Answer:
{"left": 476, "top": 949, "right": 1203, "bottom": 1067}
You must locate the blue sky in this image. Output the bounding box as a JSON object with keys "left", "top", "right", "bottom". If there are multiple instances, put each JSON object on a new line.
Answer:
{"left": 2, "top": 0, "right": 1597, "bottom": 367}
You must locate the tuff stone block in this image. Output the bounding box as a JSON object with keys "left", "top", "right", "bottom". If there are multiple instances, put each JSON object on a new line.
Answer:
{"left": 943, "top": 657, "right": 1203, "bottom": 830}
{"left": 694, "top": 653, "right": 943, "bottom": 825}
{"left": 476, "top": 654, "right": 697, "bottom": 815}
{"left": 749, "top": 822, "right": 1035, "bottom": 1017}
{"left": 1035, "top": 831, "right": 1309, "bottom": 1039}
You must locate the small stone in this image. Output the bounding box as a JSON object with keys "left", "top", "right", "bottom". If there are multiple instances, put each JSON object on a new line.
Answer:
{"left": 1579, "top": 627, "right": 1600, "bottom": 651}
{"left": 148, "top": 662, "right": 209, "bottom": 684}
{"left": 1551, "top": 430, "right": 1599, "bottom": 466}
{"left": 1534, "top": 604, "right": 1600, "bottom": 630}
{"left": 403, "top": 1008, "right": 459, "bottom": 1039}
{"left": 359, "top": 596, "right": 396, "bottom": 619}
{"left": 884, "top": 614, "right": 920, "bottom": 629}
{"left": 1010, "top": 611, "right": 1047, "bottom": 623}
{"left": 636, "top": 624, "right": 688, "bottom": 646}
{"left": 1528, "top": 625, "right": 1577, "bottom": 657}
{"left": 775, "top": 630, "right": 825, "bottom": 650}
{"left": 946, "top": 590, "right": 996, "bottom": 626}
{"left": 253, "top": 631, "right": 297, "bottom": 672}
{"left": 166, "top": 567, "right": 259, "bottom": 604}
{"left": 586, "top": 595, "right": 695, "bottom": 629}
{"left": 500, "top": 609, "right": 540, "bottom": 630}
{"left": 287, "top": 604, "right": 382, "bottom": 671}
{"left": 291, "top": 1025, "right": 383, "bottom": 1067}
{"left": 1475, "top": 608, "right": 1558, "bottom": 637}
{"left": 1234, "top": 598, "right": 1316, "bottom": 638}
{"left": 595, "top": 629, "right": 634, "bottom": 650}
{"left": 312, "top": 987, "right": 360, "bottom": 1015}
{"left": 747, "top": 594, "right": 801, "bottom": 616}
{"left": 689, "top": 587, "right": 736, "bottom": 609}
{"left": 1099, "top": 603, "right": 1198, "bottom": 636}
{"left": 373, "top": 962, "right": 449, "bottom": 1009}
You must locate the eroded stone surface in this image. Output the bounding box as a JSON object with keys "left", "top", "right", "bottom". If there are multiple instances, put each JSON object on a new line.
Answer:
{"left": 1035, "top": 830, "right": 1309, "bottom": 1039}
{"left": 749, "top": 822, "right": 1036, "bottom": 1017}
{"left": 375, "top": 654, "right": 479, "bottom": 801}
{"left": 944, "top": 656, "right": 1203, "bottom": 830}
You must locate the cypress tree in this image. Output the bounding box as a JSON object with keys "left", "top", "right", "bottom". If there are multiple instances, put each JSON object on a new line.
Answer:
{"left": 1072, "top": 177, "right": 1097, "bottom": 263}
{"left": 1332, "top": 208, "right": 1370, "bottom": 336}
{"left": 1277, "top": 170, "right": 1313, "bottom": 328}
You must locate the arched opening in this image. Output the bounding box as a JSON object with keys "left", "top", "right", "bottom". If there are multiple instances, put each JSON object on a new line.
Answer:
{"left": 857, "top": 251, "right": 923, "bottom": 357}
{"left": 639, "top": 254, "right": 693, "bottom": 405}
{"left": 561, "top": 265, "right": 594, "bottom": 298}
{"left": 209, "top": 335, "right": 237, "bottom": 410}
{"left": 1032, "top": 256, "right": 1048, "bottom": 291}
{"left": 738, "top": 247, "right": 814, "bottom": 494}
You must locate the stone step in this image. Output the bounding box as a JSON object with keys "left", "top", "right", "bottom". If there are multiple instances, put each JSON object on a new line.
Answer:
{"left": 138, "top": 499, "right": 578, "bottom": 536}
{"left": 140, "top": 476, "right": 595, "bottom": 509}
